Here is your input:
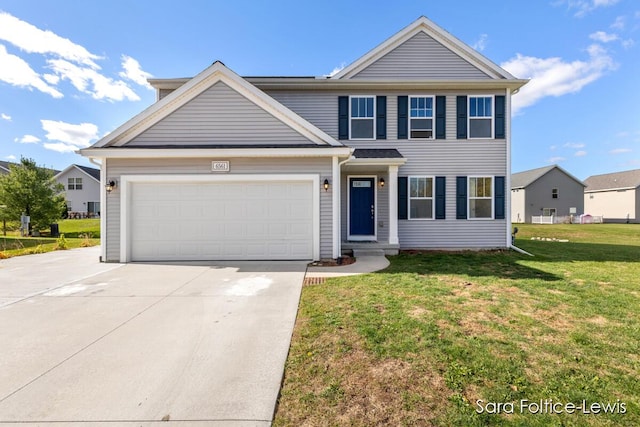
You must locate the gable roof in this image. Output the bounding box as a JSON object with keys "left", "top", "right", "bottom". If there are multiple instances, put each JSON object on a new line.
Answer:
{"left": 0, "top": 160, "right": 10, "bottom": 174}
{"left": 332, "top": 16, "right": 517, "bottom": 81}
{"left": 87, "top": 61, "right": 342, "bottom": 150}
{"left": 584, "top": 169, "right": 640, "bottom": 192}
{"left": 54, "top": 164, "right": 101, "bottom": 183}
{"left": 511, "top": 165, "right": 585, "bottom": 189}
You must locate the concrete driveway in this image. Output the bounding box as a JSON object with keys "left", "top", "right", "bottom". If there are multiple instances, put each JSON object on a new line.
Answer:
{"left": 0, "top": 247, "right": 306, "bottom": 426}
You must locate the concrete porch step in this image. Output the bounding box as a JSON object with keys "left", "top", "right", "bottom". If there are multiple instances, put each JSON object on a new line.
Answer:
{"left": 352, "top": 248, "right": 386, "bottom": 257}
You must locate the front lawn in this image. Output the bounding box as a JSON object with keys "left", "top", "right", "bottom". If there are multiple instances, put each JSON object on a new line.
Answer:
{"left": 275, "top": 224, "right": 640, "bottom": 426}
{"left": 0, "top": 218, "right": 100, "bottom": 258}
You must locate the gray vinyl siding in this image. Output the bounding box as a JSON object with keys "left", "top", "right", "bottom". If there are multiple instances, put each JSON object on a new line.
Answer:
{"left": 350, "top": 32, "right": 492, "bottom": 80}
{"left": 104, "top": 157, "right": 333, "bottom": 262}
{"left": 267, "top": 89, "right": 505, "bottom": 142}
{"left": 267, "top": 89, "right": 508, "bottom": 248}
{"left": 128, "top": 82, "right": 315, "bottom": 146}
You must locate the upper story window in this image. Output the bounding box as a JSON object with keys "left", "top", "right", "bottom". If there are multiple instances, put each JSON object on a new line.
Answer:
{"left": 409, "top": 176, "right": 434, "bottom": 219}
{"left": 68, "top": 177, "right": 82, "bottom": 190}
{"left": 350, "top": 96, "right": 375, "bottom": 139}
{"left": 409, "top": 96, "right": 434, "bottom": 139}
{"left": 552, "top": 188, "right": 558, "bottom": 199}
{"left": 469, "top": 96, "right": 493, "bottom": 139}
{"left": 468, "top": 176, "right": 493, "bottom": 219}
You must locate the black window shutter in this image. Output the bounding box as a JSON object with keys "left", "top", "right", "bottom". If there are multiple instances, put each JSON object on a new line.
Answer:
{"left": 495, "top": 95, "right": 505, "bottom": 139}
{"left": 435, "top": 96, "right": 446, "bottom": 139}
{"left": 435, "top": 176, "right": 446, "bottom": 219}
{"left": 456, "top": 96, "right": 467, "bottom": 139}
{"left": 456, "top": 176, "right": 467, "bottom": 219}
{"left": 376, "top": 96, "right": 387, "bottom": 139}
{"left": 494, "top": 176, "right": 505, "bottom": 219}
{"left": 338, "top": 96, "right": 349, "bottom": 140}
{"left": 398, "top": 176, "right": 408, "bottom": 219}
{"left": 397, "top": 96, "right": 408, "bottom": 139}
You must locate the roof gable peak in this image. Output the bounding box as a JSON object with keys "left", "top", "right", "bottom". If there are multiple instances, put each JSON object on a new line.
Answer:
{"left": 332, "top": 16, "right": 516, "bottom": 80}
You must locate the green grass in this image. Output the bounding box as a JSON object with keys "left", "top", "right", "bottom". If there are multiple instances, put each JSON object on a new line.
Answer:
{"left": 0, "top": 218, "right": 100, "bottom": 258}
{"left": 274, "top": 223, "right": 640, "bottom": 426}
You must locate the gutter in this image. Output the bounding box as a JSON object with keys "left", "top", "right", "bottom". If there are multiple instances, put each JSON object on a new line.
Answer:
{"left": 510, "top": 245, "right": 534, "bottom": 256}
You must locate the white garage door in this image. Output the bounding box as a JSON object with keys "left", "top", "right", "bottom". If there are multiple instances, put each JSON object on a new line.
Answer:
{"left": 128, "top": 179, "right": 314, "bottom": 261}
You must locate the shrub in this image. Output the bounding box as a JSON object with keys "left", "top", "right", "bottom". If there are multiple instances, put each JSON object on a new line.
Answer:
{"left": 55, "top": 234, "right": 68, "bottom": 250}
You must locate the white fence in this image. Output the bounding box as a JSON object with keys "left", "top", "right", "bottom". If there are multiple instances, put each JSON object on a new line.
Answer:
{"left": 531, "top": 215, "right": 604, "bottom": 224}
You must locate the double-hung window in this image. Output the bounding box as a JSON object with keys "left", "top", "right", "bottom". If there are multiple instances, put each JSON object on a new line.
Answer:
{"left": 350, "top": 96, "right": 375, "bottom": 139}
{"left": 552, "top": 188, "right": 559, "bottom": 199}
{"left": 468, "top": 176, "right": 493, "bottom": 219}
{"left": 469, "top": 96, "right": 493, "bottom": 139}
{"left": 68, "top": 177, "right": 82, "bottom": 190}
{"left": 409, "top": 176, "right": 434, "bottom": 219}
{"left": 409, "top": 96, "right": 434, "bottom": 139}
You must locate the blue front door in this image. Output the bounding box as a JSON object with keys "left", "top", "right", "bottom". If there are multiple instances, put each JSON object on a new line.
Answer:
{"left": 349, "top": 177, "right": 375, "bottom": 237}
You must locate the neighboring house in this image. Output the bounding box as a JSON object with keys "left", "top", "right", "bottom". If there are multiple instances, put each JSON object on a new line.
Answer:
{"left": 80, "top": 16, "right": 527, "bottom": 263}
{"left": 54, "top": 164, "right": 101, "bottom": 217}
{"left": 584, "top": 169, "right": 640, "bottom": 223}
{"left": 511, "top": 165, "right": 585, "bottom": 223}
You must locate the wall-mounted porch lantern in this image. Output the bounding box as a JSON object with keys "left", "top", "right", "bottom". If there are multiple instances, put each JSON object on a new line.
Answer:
{"left": 323, "top": 179, "right": 330, "bottom": 191}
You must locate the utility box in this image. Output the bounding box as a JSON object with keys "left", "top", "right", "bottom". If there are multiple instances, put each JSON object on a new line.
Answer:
{"left": 50, "top": 223, "right": 59, "bottom": 237}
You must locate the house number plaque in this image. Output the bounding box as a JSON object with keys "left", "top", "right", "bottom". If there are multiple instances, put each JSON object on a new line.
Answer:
{"left": 211, "top": 161, "right": 230, "bottom": 172}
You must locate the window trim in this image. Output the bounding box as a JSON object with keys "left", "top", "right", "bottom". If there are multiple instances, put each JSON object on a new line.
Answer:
{"left": 543, "top": 208, "right": 557, "bottom": 217}
{"left": 67, "top": 177, "right": 83, "bottom": 190}
{"left": 408, "top": 95, "right": 435, "bottom": 140}
{"left": 408, "top": 175, "right": 435, "bottom": 220}
{"left": 552, "top": 188, "right": 559, "bottom": 199}
{"left": 467, "top": 175, "right": 494, "bottom": 220}
{"left": 468, "top": 95, "right": 494, "bottom": 139}
{"left": 349, "top": 95, "right": 376, "bottom": 140}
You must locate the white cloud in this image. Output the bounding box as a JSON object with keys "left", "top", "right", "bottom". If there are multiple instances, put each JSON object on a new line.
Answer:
{"left": 609, "top": 148, "right": 632, "bottom": 154}
{"left": 15, "top": 134, "right": 40, "bottom": 144}
{"left": 564, "top": 142, "right": 585, "bottom": 148}
{"left": 502, "top": 44, "right": 616, "bottom": 113}
{"left": 0, "top": 44, "right": 63, "bottom": 98}
{"left": 547, "top": 156, "right": 566, "bottom": 163}
{"left": 575, "top": 150, "right": 587, "bottom": 156}
{"left": 5, "top": 154, "right": 16, "bottom": 160}
{"left": 325, "top": 63, "right": 345, "bottom": 77}
{"left": 41, "top": 119, "right": 98, "bottom": 153}
{"left": 558, "top": 0, "right": 620, "bottom": 17}
{"left": 48, "top": 59, "right": 140, "bottom": 101}
{"left": 43, "top": 73, "right": 60, "bottom": 85}
{"left": 1, "top": 113, "right": 11, "bottom": 121}
{"left": 589, "top": 31, "right": 618, "bottom": 43}
{"left": 0, "top": 12, "right": 100, "bottom": 68}
{"left": 611, "top": 16, "right": 625, "bottom": 30}
{"left": 119, "top": 55, "right": 152, "bottom": 89}
{"left": 622, "top": 39, "right": 635, "bottom": 49}
{"left": 473, "top": 34, "right": 489, "bottom": 52}
{"left": 550, "top": 145, "right": 558, "bottom": 151}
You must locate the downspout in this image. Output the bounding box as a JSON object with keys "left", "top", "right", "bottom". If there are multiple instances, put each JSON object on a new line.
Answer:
{"left": 333, "top": 152, "right": 354, "bottom": 258}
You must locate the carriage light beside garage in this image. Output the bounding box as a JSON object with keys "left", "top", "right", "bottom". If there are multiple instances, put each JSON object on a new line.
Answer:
{"left": 323, "top": 179, "right": 330, "bottom": 191}
{"left": 379, "top": 178, "right": 385, "bottom": 188}
{"left": 105, "top": 180, "right": 117, "bottom": 193}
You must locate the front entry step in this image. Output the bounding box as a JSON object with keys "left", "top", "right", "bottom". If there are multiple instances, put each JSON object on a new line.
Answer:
{"left": 352, "top": 248, "right": 386, "bottom": 257}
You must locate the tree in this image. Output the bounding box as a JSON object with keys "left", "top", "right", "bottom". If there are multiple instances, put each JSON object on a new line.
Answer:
{"left": 0, "top": 157, "right": 65, "bottom": 231}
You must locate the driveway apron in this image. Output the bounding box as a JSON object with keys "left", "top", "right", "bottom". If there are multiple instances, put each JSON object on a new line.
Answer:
{"left": 0, "top": 248, "right": 306, "bottom": 426}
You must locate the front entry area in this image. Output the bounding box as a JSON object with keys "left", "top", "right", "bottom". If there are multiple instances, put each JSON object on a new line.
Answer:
{"left": 348, "top": 177, "right": 376, "bottom": 240}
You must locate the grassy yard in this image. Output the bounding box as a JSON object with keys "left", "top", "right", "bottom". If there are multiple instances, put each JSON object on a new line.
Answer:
{"left": 0, "top": 218, "right": 100, "bottom": 258}
{"left": 275, "top": 224, "right": 640, "bottom": 426}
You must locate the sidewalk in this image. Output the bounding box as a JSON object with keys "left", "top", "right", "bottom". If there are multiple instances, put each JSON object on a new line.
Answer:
{"left": 305, "top": 255, "right": 390, "bottom": 278}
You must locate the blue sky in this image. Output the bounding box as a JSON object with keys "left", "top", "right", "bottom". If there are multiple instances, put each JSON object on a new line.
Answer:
{"left": 0, "top": 0, "right": 638, "bottom": 180}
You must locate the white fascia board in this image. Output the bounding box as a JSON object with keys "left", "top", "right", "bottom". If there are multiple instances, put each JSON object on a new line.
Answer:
{"left": 53, "top": 164, "right": 76, "bottom": 180}
{"left": 80, "top": 147, "right": 353, "bottom": 159}
{"left": 93, "top": 62, "right": 341, "bottom": 149}
{"left": 585, "top": 186, "right": 637, "bottom": 193}
{"left": 333, "top": 16, "right": 516, "bottom": 81}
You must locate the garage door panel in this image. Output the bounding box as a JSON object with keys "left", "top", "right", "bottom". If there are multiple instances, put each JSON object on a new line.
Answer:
{"left": 129, "top": 179, "right": 314, "bottom": 261}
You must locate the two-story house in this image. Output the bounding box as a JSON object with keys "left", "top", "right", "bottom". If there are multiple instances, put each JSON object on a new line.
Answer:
{"left": 80, "top": 16, "right": 527, "bottom": 262}
{"left": 54, "top": 164, "right": 101, "bottom": 218}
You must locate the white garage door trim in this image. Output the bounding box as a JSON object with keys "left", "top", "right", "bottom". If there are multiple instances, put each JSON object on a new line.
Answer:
{"left": 119, "top": 174, "right": 320, "bottom": 262}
